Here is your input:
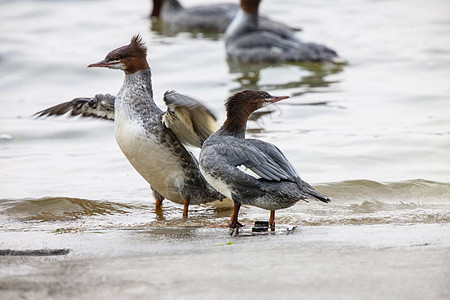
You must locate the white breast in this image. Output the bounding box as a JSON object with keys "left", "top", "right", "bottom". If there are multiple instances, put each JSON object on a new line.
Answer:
{"left": 200, "top": 167, "right": 233, "bottom": 200}
{"left": 114, "top": 109, "right": 184, "bottom": 203}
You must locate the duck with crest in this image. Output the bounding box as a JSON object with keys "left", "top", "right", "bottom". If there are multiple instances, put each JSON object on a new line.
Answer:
{"left": 36, "top": 35, "right": 225, "bottom": 217}
{"left": 199, "top": 90, "right": 330, "bottom": 234}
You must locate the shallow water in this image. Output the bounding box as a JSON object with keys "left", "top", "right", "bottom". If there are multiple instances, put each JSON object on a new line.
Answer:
{"left": 1, "top": 0, "right": 450, "bottom": 232}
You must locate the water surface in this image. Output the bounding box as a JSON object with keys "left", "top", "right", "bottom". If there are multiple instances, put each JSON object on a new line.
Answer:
{"left": 0, "top": 0, "right": 449, "bottom": 231}
{"left": 1, "top": 1, "right": 450, "bottom": 299}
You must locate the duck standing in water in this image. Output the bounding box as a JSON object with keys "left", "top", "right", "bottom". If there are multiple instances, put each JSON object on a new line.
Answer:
{"left": 225, "top": 0, "right": 339, "bottom": 63}
{"left": 151, "top": 0, "right": 300, "bottom": 34}
{"left": 199, "top": 90, "right": 330, "bottom": 233}
{"left": 36, "top": 35, "right": 225, "bottom": 217}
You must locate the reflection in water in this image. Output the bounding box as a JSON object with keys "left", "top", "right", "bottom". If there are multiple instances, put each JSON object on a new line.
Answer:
{"left": 150, "top": 18, "right": 222, "bottom": 40}
{"left": 248, "top": 110, "right": 275, "bottom": 122}
{"left": 227, "top": 62, "right": 345, "bottom": 133}
{"left": 228, "top": 61, "right": 345, "bottom": 94}
{"left": 247, "top": 110, "right": 276, "bottom": 131}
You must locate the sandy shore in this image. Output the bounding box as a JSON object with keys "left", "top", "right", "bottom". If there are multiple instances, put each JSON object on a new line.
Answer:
{"left": 1, "top": 223, "right": 449, "bottom": 299}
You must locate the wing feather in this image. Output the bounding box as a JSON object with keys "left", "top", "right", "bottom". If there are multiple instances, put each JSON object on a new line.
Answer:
{"left": 202, "top": 136, "right": 330, "bottom": 203}
{"left": 217, "top": 139, "right": 298, "bottom": 184}
{"left": 162, "top": 90, "right": 218, "bottom": 148}
{"left": 34, "top": 94, "right": 115, "bottom": 120}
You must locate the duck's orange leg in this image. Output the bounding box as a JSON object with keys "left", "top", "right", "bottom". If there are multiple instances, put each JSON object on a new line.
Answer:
{"left": 269, "top": 210, "right": 276, "bottom": 231}
{"left": 152, "top": 187, "right": 164, "bottom": 216}
{"left": 229, "top": 202, "right": 243, "bottom": 228}
{"left": 183, "top": 198, "right": 190, "bottom": 218}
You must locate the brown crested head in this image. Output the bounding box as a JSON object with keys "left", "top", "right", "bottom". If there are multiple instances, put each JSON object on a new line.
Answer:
{"left": 223, "top": 90, "right": 289, "bottom": 132}
{"left": 240, "top": 0, "right": 261, "bottom": 15}
{"left": 88, "top": 34, "right": 149, "bottom": 74}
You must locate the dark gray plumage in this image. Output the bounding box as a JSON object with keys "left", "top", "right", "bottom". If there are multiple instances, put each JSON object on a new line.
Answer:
{"left": 225, "top": 0, "right": 340, "bottom": 63}
{"left": 201, "top": 135, "right": 330, "bottom": 207}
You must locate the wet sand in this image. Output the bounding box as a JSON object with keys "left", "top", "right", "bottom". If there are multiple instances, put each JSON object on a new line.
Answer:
{"left": 1, "top": 224, "right": 449, "bottom": 299}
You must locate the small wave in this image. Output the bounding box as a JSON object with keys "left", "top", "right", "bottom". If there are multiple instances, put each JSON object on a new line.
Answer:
{"left": 0, "top": 133, "right": 13, "bottom": 141}
{"left": 277, "top": 207, "right": 450, "bottom": 226}
{"left": 246, "top": 179, "right": 450, "bottom": 226}
{"left": 0, "top": 197, "right": 134, "bottom": 221}
{"left": 0, "top": 179, "right": 447, "bottom": 228}
{"left": 316, "top": 179, "right": 450, "bottom": 203}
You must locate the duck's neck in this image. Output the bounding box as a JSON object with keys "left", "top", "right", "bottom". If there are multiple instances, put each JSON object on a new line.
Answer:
{"left": 217, "top": 109, "right": 254, "bottom": 139}
{"left": 117, "top": 68, "right": 159, "bottom": 112}
{"left": 162, "top": 0, "right": 183, "bottom": 13}
{"left": 225, "top": 7, "right": 258, "bottom": 39}
{"left": 216, "top": 123, "right": 246, "bottom": 139}
{"left": 241, "top": 0, "right": 260, "bottom": 15}
{"left": 151, "top": 0, "right": 163, "bottom": 17}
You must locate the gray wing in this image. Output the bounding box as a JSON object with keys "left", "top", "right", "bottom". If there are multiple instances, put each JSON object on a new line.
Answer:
{"left": 246, "top": 139, "right": 330, "bottom": 202}
{"left": 259, "top": 17, "right": 302, "bottom": 39}
{"left": 226, "top": 139, "right": 298, "bottom": 182}
{"left": 209, "top": 138, "right": 330, "bottom": 202}
{"left": 34, "top": 94, "right": 115, "bottom": 120}
{"left": 162, "top": 90, "right": 218, "bottom": 148}
{"left": 227, "top": 31, "right": 338, "bottom": 63}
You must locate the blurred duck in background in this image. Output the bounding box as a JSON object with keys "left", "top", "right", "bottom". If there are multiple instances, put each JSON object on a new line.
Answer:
{"left": 151, "top": 0, "right": 300, "bottom": 34}
{"left": 225, "top": 0, "right": 340, "bottom": 63}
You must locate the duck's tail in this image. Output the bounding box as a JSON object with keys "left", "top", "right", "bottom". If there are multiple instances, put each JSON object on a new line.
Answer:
{"left": 297, "top": 178, "right": 331, "bottom": 203}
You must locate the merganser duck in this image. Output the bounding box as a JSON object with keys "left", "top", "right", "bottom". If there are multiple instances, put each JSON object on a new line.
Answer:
{"left": 36, "top": 35, "right": 224, "bottom": 217}
{"left": 225, "top": 0, "right": 339, "bottom": 63}
{"left": 151, "top": 0, "right": 300, "bottom": 34}
{"left": 199, "top": 90, "right": 330, "bottom": 233}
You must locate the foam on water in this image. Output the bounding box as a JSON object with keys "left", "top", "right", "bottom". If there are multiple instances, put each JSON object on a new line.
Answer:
{"left": 1, "top": 180, "right": 448, "bottom": 232}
